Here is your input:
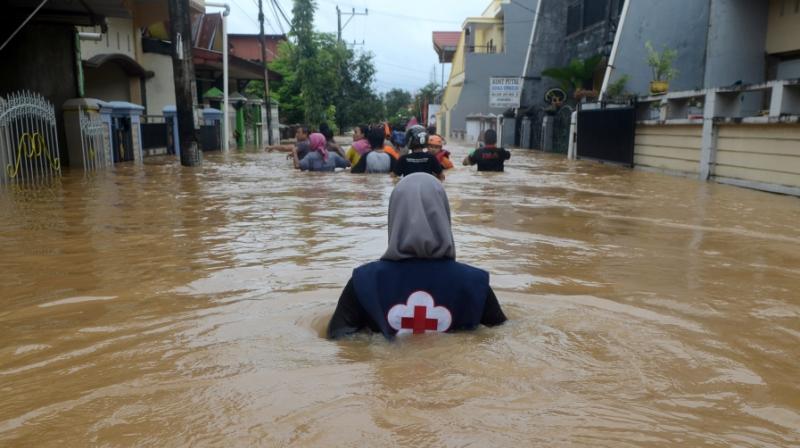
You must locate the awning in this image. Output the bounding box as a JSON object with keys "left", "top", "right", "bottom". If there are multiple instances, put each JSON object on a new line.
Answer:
{"left": 83, "top": 53, "right": 154, "bottom": 78}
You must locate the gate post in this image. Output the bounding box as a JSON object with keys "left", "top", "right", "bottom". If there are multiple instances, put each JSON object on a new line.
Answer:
{"left": 568, "top": 110, "right": 578, "bottom": 160}
{"left": 699, "top": 90, "right": 718, "bottom": 181}
{"left": 541, "top": 116, "right": 554, "bottom": 152}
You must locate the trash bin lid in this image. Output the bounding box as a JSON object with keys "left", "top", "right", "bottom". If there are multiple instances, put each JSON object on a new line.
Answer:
{"left": 202, "top": 107, "right": 223, "bottom": 118}
{"left": 108, "top": 101, "right": 145, "bottom": 116}
{"left": 62, "top": 97, "right": 105, "bottom": 112}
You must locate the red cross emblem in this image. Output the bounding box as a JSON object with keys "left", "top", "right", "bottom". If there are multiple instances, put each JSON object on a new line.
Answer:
{"left": 387, "top": 291, "right": 452, "bottom": 335}
{"left": 401, "top": 306, "right": 440, "bottom": 334}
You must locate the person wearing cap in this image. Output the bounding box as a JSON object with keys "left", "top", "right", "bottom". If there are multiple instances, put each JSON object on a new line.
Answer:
{"left": 393, "top": 126, "right": 445, "bottom": 180}
{"left": 462, "top": 129, "right": 511, "bottom": 172}
{"left": 327, "top": 173, "right": 507, "bottom": 339}
{"left": 427, "top": 134, "right": 453, "bottom": 170}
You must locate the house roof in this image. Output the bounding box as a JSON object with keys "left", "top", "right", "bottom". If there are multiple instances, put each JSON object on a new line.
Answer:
{"left": 433, "top": 32, "right": 461, "bottom": 50}
{"left": 194, "top": 13, "right": 223, "bottom": 50}
{"left": 192, "top": 47, "right": 281, "bottom": 82}
{"left": 433, "top": 31, "right": 461, "bottom": 63}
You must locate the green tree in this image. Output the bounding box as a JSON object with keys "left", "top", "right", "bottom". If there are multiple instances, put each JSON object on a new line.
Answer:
{"left": 268, "top": 0, "right": 385, "bottom": 130}
{"left": 292, "top": 0, "right": 326, "bottom": 125}
{"left": 383, "top": 88, "right": 413, "bottom": 122}
{"left": 334, "top": 50, "right": 384, "bottom": 130}
{"left": 412, "top": 82, "right": 443, "bottom": 123}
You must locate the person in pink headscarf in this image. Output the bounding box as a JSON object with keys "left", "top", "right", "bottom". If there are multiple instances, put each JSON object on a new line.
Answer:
{"left": 292, "top": 132, "right": 350, "bottom": 172}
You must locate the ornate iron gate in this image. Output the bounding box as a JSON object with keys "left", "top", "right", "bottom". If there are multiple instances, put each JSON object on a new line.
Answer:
{"left": 0, "top": 91, "right": 61, "bottom": 184}
{"left": 79, "top": 109, "right": 112, "bottom": 171}
{"left": 553, "top": 105, "right": 574, "bottom": 154}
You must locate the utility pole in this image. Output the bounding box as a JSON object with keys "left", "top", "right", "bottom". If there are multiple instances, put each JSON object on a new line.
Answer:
{"left": 258, "top": 0, "right": 274, "bottom": 145}
{"left": 167, "top": 0, "right": 202, "bottom": 166}
{"left": 336, "top": 6, "right": 368, "bottom": 43}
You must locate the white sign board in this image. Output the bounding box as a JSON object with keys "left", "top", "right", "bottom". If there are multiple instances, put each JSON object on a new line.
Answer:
{"left": 427, "top": 104, "right": 441, "bottom": 126}
{"left": 489, "top": 77, "right": 522, "bottom": 108}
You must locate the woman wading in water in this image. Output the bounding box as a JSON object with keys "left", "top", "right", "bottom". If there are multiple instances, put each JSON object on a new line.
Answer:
{"left": 327, "top": 173, "right": 507, "bottom": 339}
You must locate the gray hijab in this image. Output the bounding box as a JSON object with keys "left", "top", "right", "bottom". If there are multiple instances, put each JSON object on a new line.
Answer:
{"left": 382, "top": 173, "right": 456, "bottom": 261}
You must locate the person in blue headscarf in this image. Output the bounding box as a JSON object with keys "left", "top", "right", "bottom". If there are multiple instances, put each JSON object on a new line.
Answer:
{"left": 327, "top": 173, "right": 507, "bottom": 339}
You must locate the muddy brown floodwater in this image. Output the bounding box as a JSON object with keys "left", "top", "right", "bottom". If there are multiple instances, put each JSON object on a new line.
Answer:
{"left": 1, "top": 144, "right": 799, "bottom": 447}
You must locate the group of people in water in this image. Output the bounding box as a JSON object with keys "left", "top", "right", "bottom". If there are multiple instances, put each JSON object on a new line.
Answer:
{"left": 267, "top": 121, "right": 511, "bottom": 340}
{"left": 268, "top": 122, "right": 512, "bottom": 178}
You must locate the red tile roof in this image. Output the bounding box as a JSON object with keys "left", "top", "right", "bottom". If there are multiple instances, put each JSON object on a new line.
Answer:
{"left": 432, "top": 31, "right": 461, "bottom": 50}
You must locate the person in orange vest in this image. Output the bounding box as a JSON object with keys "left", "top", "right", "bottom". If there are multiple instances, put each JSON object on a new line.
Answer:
{"left": 427, "top": 134, "right": 453, "bottom": 170}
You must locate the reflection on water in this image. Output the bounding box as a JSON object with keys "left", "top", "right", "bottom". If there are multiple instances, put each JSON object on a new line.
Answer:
{"left": 1, "top": 146, "right": 799, "bottom": 447}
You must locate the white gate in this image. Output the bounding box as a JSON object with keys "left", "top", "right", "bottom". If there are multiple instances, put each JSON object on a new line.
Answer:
{"left": 79, "top": 109, "right": 112, "bottom": 171}
{"left": 0, "top": 91, "right": 61, "bottom": 184}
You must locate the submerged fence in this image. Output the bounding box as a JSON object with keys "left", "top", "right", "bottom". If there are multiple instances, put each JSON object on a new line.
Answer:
{"left": 79, "top": 108, "right": 112, "bottom": 171}
{"left": 0, "top": 91, "right": 61, "bottom": 184}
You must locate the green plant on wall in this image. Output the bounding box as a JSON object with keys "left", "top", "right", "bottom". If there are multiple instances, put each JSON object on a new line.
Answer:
{"left": 606, "top": 74, "right": 630, "bottom": 99}
{"left": 542, "top": 55, "right": 604, "bottom": 96}
{"left": 645, "top": 41, "right": 678, "bottom": 82}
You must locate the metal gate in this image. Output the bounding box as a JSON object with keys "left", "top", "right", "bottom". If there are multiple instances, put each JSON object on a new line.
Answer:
{"left": 0, "top": 91, "right": 61, "bottom": 184}
{"left": 553, "top": 106, "right": 574, "bottom": 154}
{"left": 112, "top": 116, "right": 134, "bottom": 163}
{"left": 79, "top": 109, "right": 112, "bottom": 171}
{"left": 576, "top": 103, "right": 636, "bottom": 166}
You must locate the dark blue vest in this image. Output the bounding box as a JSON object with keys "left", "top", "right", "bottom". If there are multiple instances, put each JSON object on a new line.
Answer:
{"left": 352, "top": 259, "right": 489, "bottom": 338}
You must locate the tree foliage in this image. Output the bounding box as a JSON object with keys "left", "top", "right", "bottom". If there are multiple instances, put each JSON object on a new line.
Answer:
{"left": 383, "top": 88, "right": 413, "bottom": 125}
{"left": 265, "top": 0, "right": 383, "bottom": 130}
{"left": 412, "top": 82, "right": 443, "bottom": 122}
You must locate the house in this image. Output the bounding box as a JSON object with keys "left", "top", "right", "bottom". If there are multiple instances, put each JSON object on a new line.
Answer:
{"left": 516, "top": 0, "right": 625, "bottom": 151}
{"left": 1, "top": 0, "right": 140, "bottom": 167}
{"left": 598, "top": 0, "right": 800, "bottom": 195}
{"left": 229, "top": 33, "right": 285, "bottom": 65}
{"left": 434, "top": 0, "right": 538, "bottom": 143}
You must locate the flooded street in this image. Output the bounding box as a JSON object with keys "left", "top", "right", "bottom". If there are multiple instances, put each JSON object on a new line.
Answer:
{"left": 1, "top": 144, "right": 799, "bottom": 447}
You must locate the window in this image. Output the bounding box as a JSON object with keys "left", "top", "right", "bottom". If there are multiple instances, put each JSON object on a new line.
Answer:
{"left": 583, "top": 0, "right": 609, "bottom": 27}
{"left": 614, "top": 0, "right": 625, "bottom": 17}
{"left": 567, "top": 4, "right": 582, "bottom": 35}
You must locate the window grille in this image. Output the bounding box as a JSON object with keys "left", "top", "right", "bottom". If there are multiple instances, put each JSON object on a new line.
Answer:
{"left": 567, "top": 4, "right": 581, "bottom": 35}
{"left": 583, "top": 0, "right": 609, "bottom": 27}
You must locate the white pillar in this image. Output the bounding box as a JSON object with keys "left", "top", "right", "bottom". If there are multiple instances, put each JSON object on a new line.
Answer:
{"left": 206, "top": 2, "right": 230, "bottom": 152}
{"left": 567, "top": 111, "right": 578, "bottom": 160}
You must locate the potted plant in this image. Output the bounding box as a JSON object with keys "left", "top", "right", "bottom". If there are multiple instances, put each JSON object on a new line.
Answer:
{"left": 605, "top": 74, "right": 630, "bottom": 101}
{"left": 645, "top": 41, "right": 677, "bottom": 95}
{"left": 543, "top": 55, "right": 604, "bottom": 102}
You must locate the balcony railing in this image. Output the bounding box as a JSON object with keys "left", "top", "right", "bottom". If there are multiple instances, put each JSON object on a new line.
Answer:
{"left": 466, "top": 44, "right": 500, "bottom": 54}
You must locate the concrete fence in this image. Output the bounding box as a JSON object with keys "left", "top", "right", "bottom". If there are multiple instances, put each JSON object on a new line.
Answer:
{"left": 632, "top": 79, "right": 800, "bottom": 196}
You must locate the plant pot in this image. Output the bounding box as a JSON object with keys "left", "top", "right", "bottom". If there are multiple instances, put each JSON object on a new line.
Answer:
{"left": 650, "top": 81, "right": 669, "bottom": 95}
{"left": 574, "top": 89, "right": 599, "bottom": 101}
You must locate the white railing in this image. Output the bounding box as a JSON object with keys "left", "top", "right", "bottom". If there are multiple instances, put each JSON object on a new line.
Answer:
{"left": 634, "top": 79, "right": 800, "bottom": 125}
{"left": 79, "top": 108, "right": 112, "bottom": 171}
{"left": 0, "top": 91, "right": 61, "bottom": 185}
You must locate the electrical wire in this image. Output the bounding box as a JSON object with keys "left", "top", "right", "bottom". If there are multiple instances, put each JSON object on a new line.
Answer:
{"left": 269, "top": 0, "right": 286, "bottom": 34}
{"left": 272, "top": 0, "right": 294, "bottom": 33}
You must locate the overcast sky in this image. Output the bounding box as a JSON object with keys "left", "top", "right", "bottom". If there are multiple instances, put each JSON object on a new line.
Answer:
{"left": 221, "top": 0, "right": 487, "bottom": 93}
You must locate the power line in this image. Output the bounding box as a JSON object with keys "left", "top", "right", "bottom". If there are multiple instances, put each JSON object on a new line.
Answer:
{"left": 231, "top": 0, "right": 261, "bottom": 30}
{"left": 272, "top": 0, "right": 294, "bottom": 33}
{"left": 269, "top": 0, "right": 285, "bottom": 34}
{"left": 317, "top": 0, "right": 462, "bottom": 24}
